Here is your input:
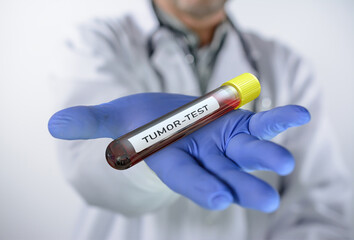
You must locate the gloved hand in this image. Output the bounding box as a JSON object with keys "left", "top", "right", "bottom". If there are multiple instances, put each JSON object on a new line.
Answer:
{"left": 48, "top": 93, "right": 310, "bottom": 212}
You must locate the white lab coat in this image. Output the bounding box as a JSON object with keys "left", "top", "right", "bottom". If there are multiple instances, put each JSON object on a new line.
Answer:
{"left": 56, "top": 1, "right": 352, "bottom": 239}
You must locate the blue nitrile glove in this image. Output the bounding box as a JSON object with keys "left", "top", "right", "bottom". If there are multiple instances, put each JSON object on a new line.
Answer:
{"left": 48, "top": 93, "right": 310, "bottom": 212}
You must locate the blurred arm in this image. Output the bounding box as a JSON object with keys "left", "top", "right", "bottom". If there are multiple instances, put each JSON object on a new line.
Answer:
{"left": 53, "top": 18, "right": 179, "bottom": 216}
{"left": 265, "top": 51, "right": 352, "bottom": 239}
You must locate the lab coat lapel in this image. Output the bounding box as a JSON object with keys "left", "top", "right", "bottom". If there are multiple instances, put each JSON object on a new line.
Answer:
{"left": 150, "top": 31, "right": 201, "bottom": 95}
{"left": 207, "top": 28, "right": 257, "bottom": 92}
{"left": 130, "top": 0, "right": 201, "bottom": 96}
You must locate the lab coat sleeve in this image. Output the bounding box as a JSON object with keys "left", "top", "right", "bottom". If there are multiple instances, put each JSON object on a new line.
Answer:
{"left": 53, "top": 18, "right": 179, "bottom": 217}
{"left": 263, "top": 44, "right": 352, "bottom": 239}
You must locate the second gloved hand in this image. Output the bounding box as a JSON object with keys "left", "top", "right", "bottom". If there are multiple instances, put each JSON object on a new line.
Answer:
{"left": 48, "top": 93, "right": 310, "bottom": 212}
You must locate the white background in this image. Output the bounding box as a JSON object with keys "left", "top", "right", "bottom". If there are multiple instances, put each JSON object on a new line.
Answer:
{"left": 0, "top": 0, "right": 353, "bottom": 239}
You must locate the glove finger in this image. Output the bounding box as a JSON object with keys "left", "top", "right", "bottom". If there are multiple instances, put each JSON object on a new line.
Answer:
{"left": 146, "top": 147, "right": 234, "bottom": 210}
{"left": 249, "top": 105, "right": 311, "bottom": 140}
{"left": 49, "top": 100, "right": 136, "bottom": 139}
{"left": 48, "top": 105, "right": 106, "bottom": 140}
{"left": 48, "top": 94, "right": 196, "bottom": 140}
{"left": 199, "top": 152, "right": 279, "bottom": 212}
{"left": 225, "top": 133, "right": 294, "bottom": 175}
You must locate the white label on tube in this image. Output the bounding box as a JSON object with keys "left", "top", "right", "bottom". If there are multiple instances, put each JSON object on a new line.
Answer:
{"left": 128, "top": 96, "right": 220, "bottom": 153}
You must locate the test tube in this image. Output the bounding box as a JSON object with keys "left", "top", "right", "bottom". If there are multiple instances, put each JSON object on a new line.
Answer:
{"left": 106, "top": 73, "right": 261, "bottom": 170}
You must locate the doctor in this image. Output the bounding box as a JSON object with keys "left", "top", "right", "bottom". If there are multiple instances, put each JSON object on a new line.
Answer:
{"left": 49, "top": 0, "right": 352, "bottom": 239}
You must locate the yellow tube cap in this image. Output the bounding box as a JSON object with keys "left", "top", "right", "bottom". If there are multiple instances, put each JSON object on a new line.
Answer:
{"left": 222, "top": 73, "right": 261, "bottom": 107}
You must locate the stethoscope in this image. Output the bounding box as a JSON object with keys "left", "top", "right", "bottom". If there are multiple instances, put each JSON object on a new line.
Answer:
{"left": 147, "top": 10, "right": 260, "bottom": 75}
{"left": 147, "top": 2, "right": 261, "bottom": 109}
